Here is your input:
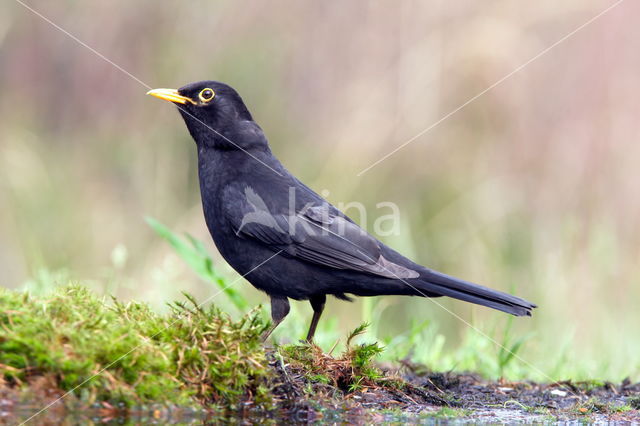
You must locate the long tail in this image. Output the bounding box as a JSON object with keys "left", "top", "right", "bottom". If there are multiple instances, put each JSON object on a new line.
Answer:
{"left": 415, "top": 269, "right": 536, "bottom": 316}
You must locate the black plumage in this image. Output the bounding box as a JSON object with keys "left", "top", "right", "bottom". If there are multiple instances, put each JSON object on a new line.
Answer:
{"left": 148, "top": 81, "right": 536, "bottom": 342}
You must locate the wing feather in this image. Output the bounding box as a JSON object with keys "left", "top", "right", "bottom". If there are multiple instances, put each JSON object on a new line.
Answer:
{"left": 229, "top": 194, "right": 418, "bottom": 279}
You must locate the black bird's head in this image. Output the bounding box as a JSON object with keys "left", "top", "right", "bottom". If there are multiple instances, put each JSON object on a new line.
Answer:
{"left": 147, "top": 81, "right": 262, "bottom": 150}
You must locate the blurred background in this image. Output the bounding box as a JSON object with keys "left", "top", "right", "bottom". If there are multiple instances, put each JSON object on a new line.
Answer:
{"left": 1, "top": 0, "right": 638, "bottom": 381}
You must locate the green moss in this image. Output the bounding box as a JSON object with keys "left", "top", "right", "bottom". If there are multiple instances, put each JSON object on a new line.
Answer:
{"left": 307, "top": 374, "right": 331, "bottom": 384}
{"left": 278, "top": 324, "right": 389, "bottom": 394}
{"left": 0, "top": 285, "right": 271, "bottom": 406}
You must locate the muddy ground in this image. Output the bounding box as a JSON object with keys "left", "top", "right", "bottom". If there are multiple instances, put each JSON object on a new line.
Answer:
{"left": 2, "top": 361, "right": 639, "bottom": 424}
{"left": 267, "top": 357, "right": 640, "bottom": 423}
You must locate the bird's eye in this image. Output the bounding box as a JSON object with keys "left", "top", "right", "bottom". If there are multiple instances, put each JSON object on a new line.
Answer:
{"left": 198, "top": 88, "right": 215, "bottom": 103}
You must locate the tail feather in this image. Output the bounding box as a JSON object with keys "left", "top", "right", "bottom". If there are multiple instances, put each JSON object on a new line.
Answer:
{"left": 416, "top": 269, "right": 537, "bottom": 317}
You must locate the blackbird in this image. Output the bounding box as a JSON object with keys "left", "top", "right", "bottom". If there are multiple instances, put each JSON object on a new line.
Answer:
{"left": 148, "top": 81, "right": 536, "bottom": 342}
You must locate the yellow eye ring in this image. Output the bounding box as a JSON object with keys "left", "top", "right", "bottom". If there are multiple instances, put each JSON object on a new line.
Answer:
{"left": 198, "top": 88, "right": 215, "bottom": 103}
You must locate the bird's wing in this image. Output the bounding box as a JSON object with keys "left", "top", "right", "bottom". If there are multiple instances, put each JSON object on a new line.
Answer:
{"left": 229, "top": 194, "right": 418, "bottom": 279}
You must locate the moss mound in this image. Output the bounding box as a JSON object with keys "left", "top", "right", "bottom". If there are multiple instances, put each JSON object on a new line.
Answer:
{"left": 0, "top": 285, "right": 443, "bottom": 422}
{"left": 0, "top": 285, "right": 270, "bottom": 406}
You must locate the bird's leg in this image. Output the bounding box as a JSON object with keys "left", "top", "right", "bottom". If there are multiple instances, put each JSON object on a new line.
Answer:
{"left": 305, "top": 294, "right": 326, "bottom": 343}
{"left": 261, "top": 296, "right": 290, "bottom": 342}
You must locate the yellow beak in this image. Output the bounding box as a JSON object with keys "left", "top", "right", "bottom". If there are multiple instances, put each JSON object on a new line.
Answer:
{"left": 146, "top": 88, "right": 194, "bottom": 105}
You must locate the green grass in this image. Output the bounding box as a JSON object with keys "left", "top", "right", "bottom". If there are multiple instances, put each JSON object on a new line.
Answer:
{"left": 145, "top": 217, "right": 248, "bottom": 312}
